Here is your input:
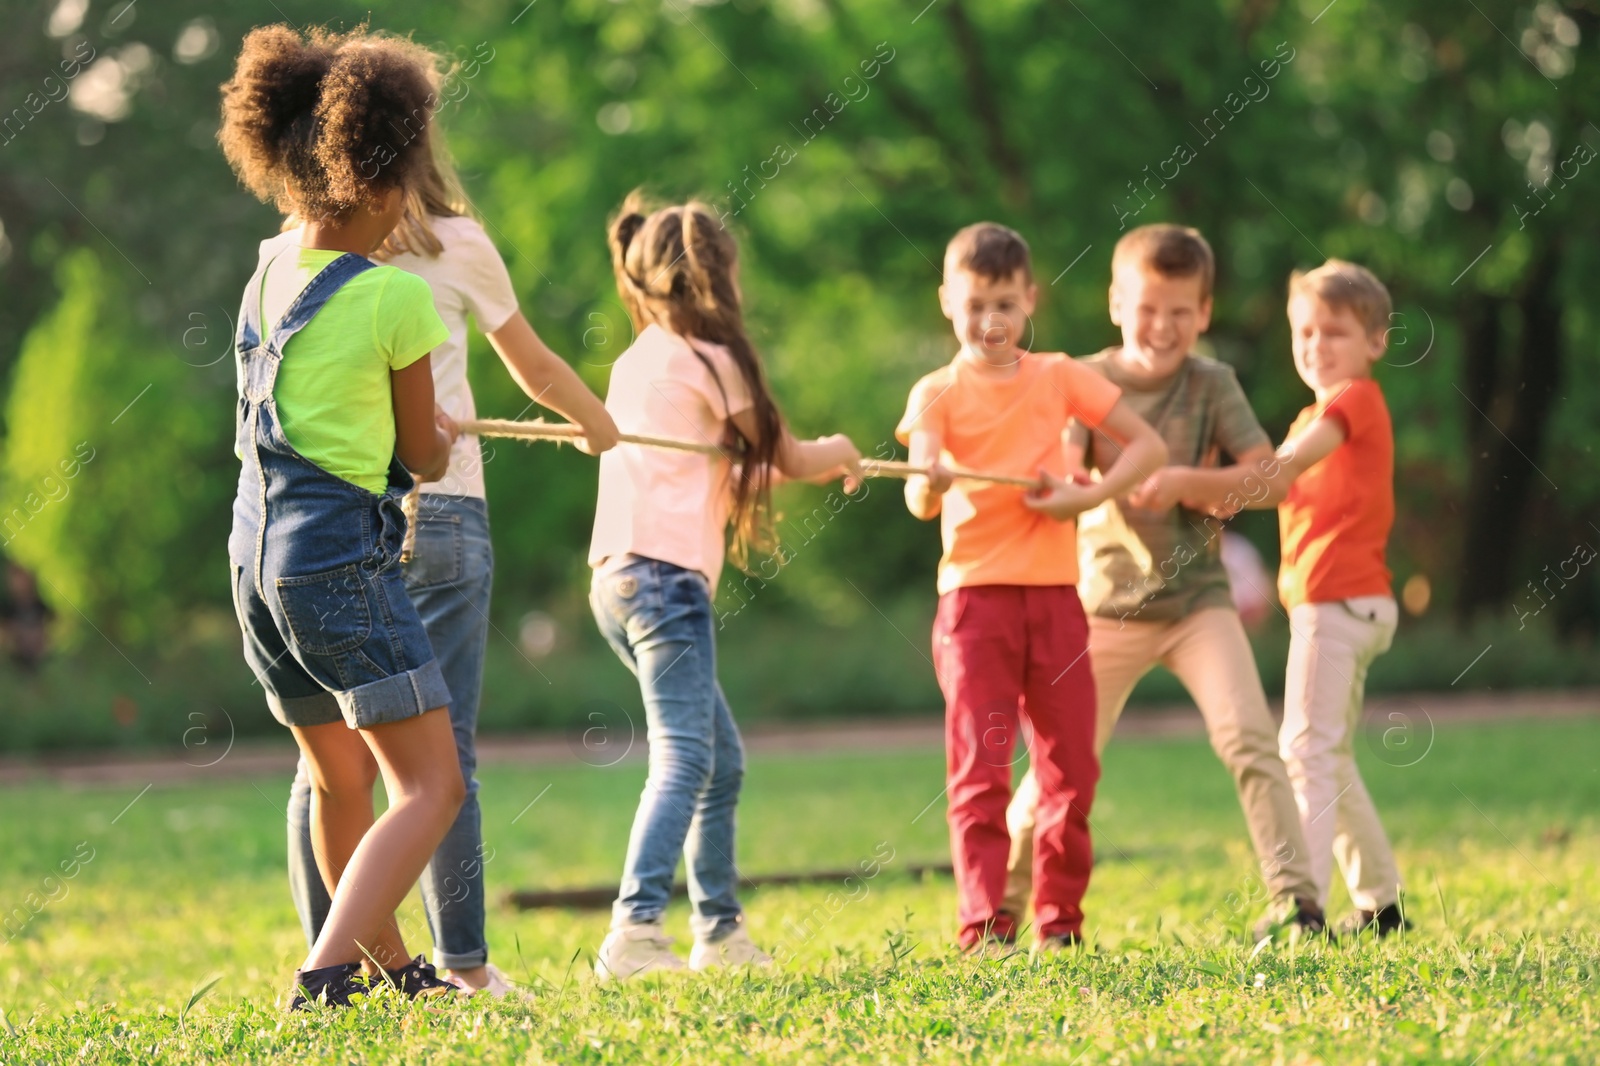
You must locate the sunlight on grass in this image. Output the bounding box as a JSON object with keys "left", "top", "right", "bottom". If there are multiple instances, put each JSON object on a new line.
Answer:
{"left": 0, "top": 718, "right": 1595, "bottom": 1063}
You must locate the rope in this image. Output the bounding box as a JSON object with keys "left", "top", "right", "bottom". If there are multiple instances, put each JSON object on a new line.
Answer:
{"left": 461, "top": 418, "right": 1043, "bottom": 488}
{"left": 399, "top": 418, "right": 1042, "bottom": 561}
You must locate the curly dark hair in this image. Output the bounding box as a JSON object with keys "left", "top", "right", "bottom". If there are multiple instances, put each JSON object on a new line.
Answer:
{"left": 218, "top": 25, "right": 445, "bottom": 220}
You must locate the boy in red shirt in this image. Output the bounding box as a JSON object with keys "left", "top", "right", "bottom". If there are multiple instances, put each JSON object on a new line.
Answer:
{"left": 898, "top": 223, "right": 1167, "bottom": 952}
{"left": 1157, "top": 260, "right": 1405, "bottom": 938}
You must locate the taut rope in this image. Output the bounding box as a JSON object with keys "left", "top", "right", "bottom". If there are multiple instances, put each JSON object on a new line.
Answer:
{"left": 399, "top": 418, "right": 1041, "bottom": 561}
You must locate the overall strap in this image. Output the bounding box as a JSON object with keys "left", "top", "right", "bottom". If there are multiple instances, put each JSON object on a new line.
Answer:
{"left": 267, "top": 252, "right": 380, "bottom": 353}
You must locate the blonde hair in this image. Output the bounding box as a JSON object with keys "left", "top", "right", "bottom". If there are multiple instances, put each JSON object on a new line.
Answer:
{"left": 607, "top": 190, "right": 784, "bottom": 569}
{"left": 1112, "top": 224, "right": 1215, "bottom": 300}
{"left": 376, "top": 130, "right": 472, "bottom": 259}
{"left": 1288, "top": 259, "right": 1392, "bottom": 335}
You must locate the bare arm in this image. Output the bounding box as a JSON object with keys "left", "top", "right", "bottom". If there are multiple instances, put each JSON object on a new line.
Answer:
{"left": 1127, "top": 442, "right": 1276, "bottom": 512}
{"left": 902, "top": 429, "right": 953, "bottom": 521}
{"left": 1024, "top": 399, "right": 1168, "bottom": 520}
{"left": 1166, "top": 416, "right": 1346, "bottom": 514}
{"left": 729, "top": 408, "right": 863, "bottom": 486}
{"left": 392, "top": 355, "right": 457, "bottom": 483}
{"left": 485, "top": 311, "right": 620, "bottom": 454}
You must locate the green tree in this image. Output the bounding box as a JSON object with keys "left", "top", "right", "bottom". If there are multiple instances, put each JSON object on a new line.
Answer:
{"left": 0, "top": 249, "right": 232, "bottom": 642}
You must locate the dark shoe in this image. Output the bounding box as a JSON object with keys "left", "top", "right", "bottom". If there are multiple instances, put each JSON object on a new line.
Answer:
{"left": 383, "top": 955, "right": 458, "bottom": 1001}
{"left": 1336, "top": 903, "right": 1411, "bottom": 940}
{"left": 288, "top": 962, "right": 365, "bottom": 1011}
{"left": 1252, "top": 897, "right": 1327, "bottom": 942}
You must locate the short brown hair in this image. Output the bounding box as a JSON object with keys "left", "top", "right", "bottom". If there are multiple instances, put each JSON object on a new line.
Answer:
{"left": 944, "top": 222, "right": 1032, "bottom": 282}
{"left": 1112, "top": 224, "right": 1215, "bottom": 300}
{"left": 1287, "top": 259, "right": 1392, "bottom": 335}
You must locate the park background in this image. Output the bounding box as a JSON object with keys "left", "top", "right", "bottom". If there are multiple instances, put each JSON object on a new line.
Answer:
{"left": 1, "top": 3, "right": 1597, "bottom": 1063}
{"left": 2, "top": 0, "right": 1598, "bottom": 752}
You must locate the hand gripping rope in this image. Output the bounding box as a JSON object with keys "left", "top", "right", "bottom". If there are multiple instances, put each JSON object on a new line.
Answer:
{"left": 399, "top": 419, "right": 1041, "bottom": 561}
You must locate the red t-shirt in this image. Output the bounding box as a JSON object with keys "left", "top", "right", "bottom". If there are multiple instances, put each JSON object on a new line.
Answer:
{"left": 1277, "top": 377, "right": 1394, "bottom": 608}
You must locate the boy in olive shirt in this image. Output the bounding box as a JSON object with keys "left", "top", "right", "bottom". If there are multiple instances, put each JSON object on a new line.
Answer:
{"left": 1004, "top": 224, "right": 1323, "bottom": 938}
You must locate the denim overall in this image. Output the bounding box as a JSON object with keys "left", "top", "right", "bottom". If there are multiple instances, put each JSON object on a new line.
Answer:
{"left": 228, "top": 252, "right": 450, "bottom": 729}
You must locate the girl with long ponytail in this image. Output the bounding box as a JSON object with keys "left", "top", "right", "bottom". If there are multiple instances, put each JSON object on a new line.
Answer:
{"left": 588, "top": 192, "right": 861, "bottom": 979}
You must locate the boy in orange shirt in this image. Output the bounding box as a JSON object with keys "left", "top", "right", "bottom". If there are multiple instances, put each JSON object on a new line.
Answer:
{"left": 898, "top": 223, "right": 1167, "bottom": 951}
{"left": 1156, "top": 260, "right": 1406, "bottom": 937}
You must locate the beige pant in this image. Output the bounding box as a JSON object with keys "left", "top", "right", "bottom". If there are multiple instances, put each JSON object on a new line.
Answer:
{"left": 1003, "top": 608, "right": 1316, "bottom": 916}
{"left": 1281, "top": 596, "right": 1401, "bottom": 911}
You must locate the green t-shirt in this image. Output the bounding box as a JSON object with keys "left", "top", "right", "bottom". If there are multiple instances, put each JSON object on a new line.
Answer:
{"left": 1074, "top": 348, "right": 1271, "bottom": 623}
{"left": 257, "top": 247, "right": 449, "bottom": 494}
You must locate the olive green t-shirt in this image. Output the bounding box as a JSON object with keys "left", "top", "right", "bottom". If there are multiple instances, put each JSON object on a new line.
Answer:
{"left": 1073, "top": 348, "right": 1271, "bottom": 622}
{"left": 257, "top": 247, "right": 449, "bottom": 494}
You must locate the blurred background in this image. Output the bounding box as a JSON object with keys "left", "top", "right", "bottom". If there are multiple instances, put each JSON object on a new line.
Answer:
{"left": 1, "top": 0, "right": 1596, "bottom": 753}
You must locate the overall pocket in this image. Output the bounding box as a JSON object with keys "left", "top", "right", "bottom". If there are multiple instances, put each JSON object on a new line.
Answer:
{"left": 276, "top": 564, "right": 373, "bottom": 656}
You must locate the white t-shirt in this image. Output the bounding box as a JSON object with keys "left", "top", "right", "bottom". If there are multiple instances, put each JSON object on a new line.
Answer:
{"left": 588, "top": 324, "right": 753, "bottom": 590}
{"left": 257, "top": 216, "right": 519, "bottom": 498}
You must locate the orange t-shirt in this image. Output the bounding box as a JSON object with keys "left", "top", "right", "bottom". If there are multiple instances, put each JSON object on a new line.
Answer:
{"left": 896, "top": 351, "right": 1122, "bottom": 594}
{"left": 1277, "top": 377, "right": 1395, "bottom": 608}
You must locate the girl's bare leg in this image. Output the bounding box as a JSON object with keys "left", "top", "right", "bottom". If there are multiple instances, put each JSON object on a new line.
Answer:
{"left": 299, "top": 707, "right": 465, "bottom": 971}
{"left": 291, "top": 723, "right": 411, "bottom": 971}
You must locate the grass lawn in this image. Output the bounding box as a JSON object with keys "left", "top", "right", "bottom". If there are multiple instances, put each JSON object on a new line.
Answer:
{"left": 1, "top": 715, "right": 1595, "bottom": 1063}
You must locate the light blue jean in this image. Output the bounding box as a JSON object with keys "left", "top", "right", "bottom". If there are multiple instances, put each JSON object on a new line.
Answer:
{"left": 287, "top": 494, "right": 494, "bottom": 969}
{"left": 590, "top": 554, "right": 746, "bottom": 941}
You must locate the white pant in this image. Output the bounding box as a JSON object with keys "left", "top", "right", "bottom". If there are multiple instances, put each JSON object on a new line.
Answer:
{"left": 1281, "top": 596, "right": 1401, "bottom": 911}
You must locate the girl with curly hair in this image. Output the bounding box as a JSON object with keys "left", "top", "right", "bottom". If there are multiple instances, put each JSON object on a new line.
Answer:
{"left": 219, "top": 24, "right": 467, "bottom": 1009}
{"left": 264, "top": 96, "right": 621, "bottom": 1002}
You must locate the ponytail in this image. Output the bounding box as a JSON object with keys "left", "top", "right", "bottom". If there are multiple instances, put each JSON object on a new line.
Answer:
{"left": 607, "top": 191, "right": 784, "bottom": 568}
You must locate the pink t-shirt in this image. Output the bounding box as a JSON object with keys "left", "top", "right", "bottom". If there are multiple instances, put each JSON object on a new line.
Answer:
{"left": 588, "top": 324, "right": 753, "bottom": 589}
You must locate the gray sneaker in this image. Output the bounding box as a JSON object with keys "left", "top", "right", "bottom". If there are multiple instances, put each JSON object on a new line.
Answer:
{"left": 690, "top": 926, "right": 774, "bottom": 971}
{"left": 595, "top": 920, "right": 689, "bottom": 981}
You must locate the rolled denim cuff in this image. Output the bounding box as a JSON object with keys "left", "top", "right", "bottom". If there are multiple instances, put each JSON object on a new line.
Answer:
{"left": 337, "top": 658, "right": 451, "bottom": 728}
{"left": 267, "top": 689, "right": 344, "bottom": 728}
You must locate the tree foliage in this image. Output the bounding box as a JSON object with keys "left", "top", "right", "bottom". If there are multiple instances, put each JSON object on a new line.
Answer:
{"left": 1, "top": 0, "right": 1596, "bottom": 644}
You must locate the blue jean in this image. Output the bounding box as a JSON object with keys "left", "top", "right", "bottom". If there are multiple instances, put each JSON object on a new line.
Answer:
{"left": 590, "top": 555, "right": 745, "bottom": 941}
{"left": 287, "top": 494, "right": 495, "bottom": 969}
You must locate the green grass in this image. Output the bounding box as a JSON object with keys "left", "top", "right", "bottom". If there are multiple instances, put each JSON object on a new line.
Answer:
{"left": 1, "top": 717, "right": 1596, "bottom": 1063}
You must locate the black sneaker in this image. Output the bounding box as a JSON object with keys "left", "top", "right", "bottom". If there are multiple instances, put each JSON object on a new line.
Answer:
{"left": 288, "top": 962, "right": 366, "bottom": 1011}
{"left": 1252, "top": 897, "right": 1328, "bottom": 943}
{"left": 383, "top": 955, "right": 458, "bottom": 1001}
{"left": 1336, "top": 903, "right": 1411, "bottom": 941}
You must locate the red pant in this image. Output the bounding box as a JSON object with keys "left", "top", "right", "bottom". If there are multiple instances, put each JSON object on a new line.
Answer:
{"left": 933, "top": 584, "right": 1099, "bottom": 944}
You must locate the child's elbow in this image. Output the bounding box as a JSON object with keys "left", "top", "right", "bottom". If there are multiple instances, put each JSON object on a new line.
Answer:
{"left": 775, "top": 453, "right": 809, "bottom": 481}
{"left": 402, "top": 441, "right": 450, "bottom": 483}
{"left": 1260, "top": 477, "right": 1295, "bottom": 509}
{"left": 903, "top": 484, "right": 939, "bottom": 521}
{"left": 1144, "top": 433, "right": 1170, "bottom": 468}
